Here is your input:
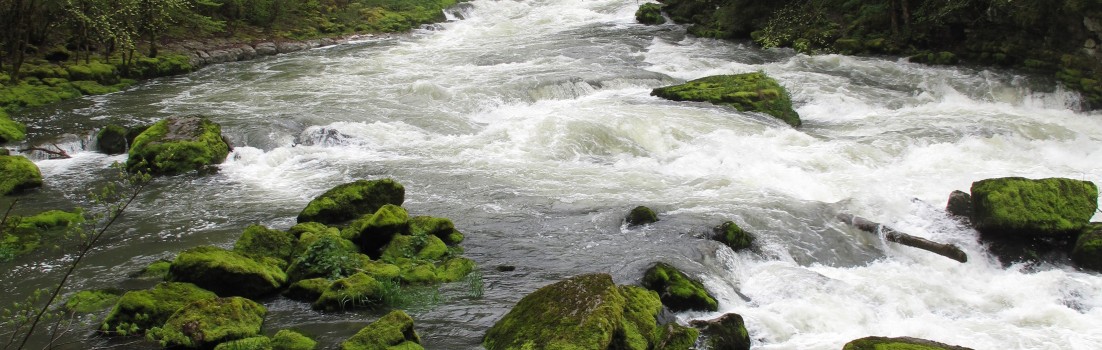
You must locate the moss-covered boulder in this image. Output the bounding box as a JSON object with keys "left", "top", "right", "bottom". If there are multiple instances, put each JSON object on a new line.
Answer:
{"left": 126, "top": 116, "right": 231, "bottom": 175}
{"left": 843, "top": 336, "right": 974, "bottom": 350}
{"left": 341, "top": 310, "right": 423, "bottom": 350}
{"left": 96, "top": 124, "right": 128, "bottom": 154}
{"left": 344, "top": 204, "right": 409, "bottom": 257}
{"left": 100, "top": 282, "right": 218, "bottom": 336}
{"left": 484, "top": 273, "right": 667, "bottom": 350}
{"left": 272, "top": 329, "right": 317, "bottom": 350}
{"left": 652, "top": 72, "right": 800, "bottom": 127}
{"left": 168, "top": 245, "right": 287, "bottom": 298}
{"left": 148, "top": 296, "right": 267, "bottom": 349}
{"left": 234, "top": 224, "right": 297, "bottom": 267}
{"left": 0, "top": 109, "right": 26, "bottom": 143}
{"left": 642, "top": 262, "right": 718, "bottom": 312}
{"left": 435, "top": 257, "right": 475, "bottom": 283}
{"left": 313, "top": 272, "right": 384, "bottom": 312}
{"left": 296, "top": 178, "right": 405, "bottom": 225}
{"left": 284, "top": 278, "right": 330, "bottom": 302}
{"left": 713, "top": 221, "right": 754, "bottom": 251}
{"left": 1072, "top": 225, "right": 1102, "bottom": 272}
{"left": 689, "top": 313, "right": 751, "bottom": 350}
{"left": 0, "top": 155, "right": 43, "bottom": 195}
{"left": 408, "top": 216, "right": 464, "bottom": 246}
{"left": 626, "top": 206, "right": 659, "bottom": 226}
{"left": 214, "top": 336, "right": 272, "bottom": 350}
{"left": 654, "top": 323, "right": 700, "bottom": 350}
{"left": 636, "top": 3, "right": 666, "bottom": 25}
{"left": 64, "top": 289, "right": 124, "bottom": 314}
{"left": 136, "top": 260, "right": 173, "bottom": 279}
{"left": 286, "top": 235, "right": 365, "bottom": 283}
{"left": 970, "top": 177, "right": 1098, "bottom": 237}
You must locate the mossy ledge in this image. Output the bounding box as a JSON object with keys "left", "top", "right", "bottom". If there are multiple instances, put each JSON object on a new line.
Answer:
{"left": 652, "top": 72, "right": 800, "bottom": 127}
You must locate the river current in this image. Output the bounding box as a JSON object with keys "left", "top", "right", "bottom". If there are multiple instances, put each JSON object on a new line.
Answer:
{"left": 4, "top": 0, "right": 1102, "bottom": 349}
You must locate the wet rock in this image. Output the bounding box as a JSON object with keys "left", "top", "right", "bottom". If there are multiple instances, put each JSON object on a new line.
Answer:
{"left": 690, "top": 313, "right": 751, "bottom": 350}
{"left": 296, "top": 178, "right": 405, "bottom": 225}
{"left": 126, "top": 116, "right": 231, "bottom": 175}
{"left": 626, "top": 205, "right": 659, "bottom": 226}
{"left": 147, "top": 296, "right": 266, "bottom": 349}
{"left": 652, "top": 72, "right": 801, "bottom": 127}
{"left": 0, "top": 155, "right": 43, "bottom": 195}
{"left": 483, "top": 273, "right": 666, "bottom": 350}
{"left": 636, "top": 3, "right": 666, "bottom": 25}
{"left": 1072, "top": 224, "right": 1102, "bottom": 272}
{"left": 278, "top": 42, "right": 310, "bottom": 54}
{"left": 713, "top": 221, "right": 754, "bottom": 251}
{"left": 341, "top": 310, "right": 423, "bottom": 350}
{"left": 946, "top": 190, "right": 973, "bottom": 221}
{"left": 168, "top": 245, "right": 287, "bottom": 298}
{"left": 254, "top": 42, "right": 278, "bottom": 56}
{"left": 642, "top": 262, "right": 718, "bottom": 312}
{"left": 970, "top": 177, "right": 1097, "bottom": 237}
{"left": 101, "top": 282, "right": 218, "bottom": 336}
{"left": 95, "top": 124, "right": 128, "bottom": 154}
{"left": 843, "top": 336, "right": 973, "bottom": 350}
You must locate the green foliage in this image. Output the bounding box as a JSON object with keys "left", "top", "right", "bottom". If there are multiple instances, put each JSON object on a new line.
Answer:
{"left": 126, "top": 116, "right": 231, "bottom": 175}
{"left": 970, "top": 177, "right": 1098, "bottom": 236}
{"left": 340, "top": 310, "right": 423, "bottom": 350}
{"left": 168, "top": 245, "right": 288, "bottom": 298}
{"left": 652, "top": 72, "right": 800, "bottom": 127}
{"left": 147, "top": 296, "right": 267, "bottom": 349}
{"left": 642, "top": 262, "right": 718, "bottom": 312}
{"left": 286, "top": 235, "right": 364, "bottom": 282}
{"left": 272, "top": 329, "right": 317, "bottom": 350}
{"left": 0, "top": 155, "right": 44, "bottom": 196}
{"left": 101, "top": 282, "right": 218, "bottom": 336}
{"left": 636, "top": 3, "right": 666, "bottom": 25}
{"left": 64, "top": 289, "right": 124, "bottom": 314}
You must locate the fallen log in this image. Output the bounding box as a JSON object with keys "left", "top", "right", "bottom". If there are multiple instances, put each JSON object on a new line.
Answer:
{"left": 19, "top": 144, "right": 71, "bottom": 159}
{"left": 837, "top": 213, "right": 968, "bottom": 263}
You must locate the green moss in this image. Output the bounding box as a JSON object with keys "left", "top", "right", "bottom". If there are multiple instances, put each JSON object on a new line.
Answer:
{"left": 101, "top": 282, "right": 218, "bottom": 337}
{"left": 0, "top": 155, "right": 43, "bottom": 195}
{"left": 636, "top": 3, "right": 666, "bottom": 25}
{"left": 148, "top": 296, "right": 267, "bottom": 349}
{"left": 834, "top": 38, "right": 864, "bottom": 54}
{"left": 234, "top": 224, "right": 297, "bottom": 266}
{"left": 652, "top": 72, "right": 800, "bottom": 127}
{"left": 654, "top": 323, "right": 700, "bottom": 350}
{"left": 618, "top": 285, "right": 663, "bottom": 350}
{"left": 398, "top": 262, "right": 439, "bottom": 285}
{"left": 0, "top": 108, "right": 26, "bottom": 143}
{"left": 214, "top": 336, "right": 273, "bottom": 350}
{"left": 288, "top": 222, "right": 338, "bottom": 239}
{"left": 1072, "top": 226, "right": 1102, "bottom": 272}
{"left": 138, "top": 260, "right": 172, "bottom": 279}
{"left": 0, "top": 209, "right": 82, "bottom": 262}
{"left": 345, "top": 204, "right": 409, "bottom": 257}
{"left": 842, "top": 336, "right": 972, "bottom": 350}
{"left": 96, "top": 124, "right": 129, "bottom": 154}
{"left": 626, "top": 206, "right": 658, "bottom": 226}
{"left": 314, "top": 272, "right": 384, "bottom": 312}
{"left": 272, "top": 329, "right": 317, "bottom": 350}
{"left": 435, "top": 257, "right": 475, "bottom": 283}
{"left": 297, "top": 178, "right": 405, "bottom": 225}
{"left": 408, "top": 216, "right": 464, "bottom": 245}
{"left": 714, "top": 221, "right": 754, "bottom": 251}
{"left": 284, "top": 277, "right": 330, "bottom": 302}
{"left": 126, "top": 116, "right": 230, "bottom": 175}
{"left": 341, "top": 310, "right": 423, "bottom": 350}
{"left": 131, "top": 54, "right": 194, "bottom": 79}
{"left": 64, "top": 289, "right": 124, "bottom": 314}
{"left": 483, "top": 273, "right": 629, "bottom": 350}
{"left": 0, "top": 82, "right": 81, "bottom": 109}
{"left": 970, "top": 177, "right": 1098, "bottom": 236}
{"left": 69, "top": 80, "right": 120, "bottom": 95}
{"left": 66, "top": 61, "right": 118, "bottom": 84}
{"left": 18, "top": 209, "right": 83, "bottom": 228}
{"left": 168, "top": 245, "right": 287, "bottom": 298}
{"left": 286, "top": 235, "right": 363, "bottom": 282}
{"left": 642, "top": 262, "right": 718, "bottom": 312}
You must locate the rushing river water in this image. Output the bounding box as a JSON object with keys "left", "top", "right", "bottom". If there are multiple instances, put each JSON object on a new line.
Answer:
{"left": 5, "top": 0, "right": 1102, "bottom": 349}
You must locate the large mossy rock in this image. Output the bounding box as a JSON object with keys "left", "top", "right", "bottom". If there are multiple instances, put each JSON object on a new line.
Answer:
{"left": 651, "top": 72, "right": 801, "bottom": 127}
{"left": 636, "top": 3, "right": 666, "bottom": 25}
{"left": 0, "top": 109, "right": 27, "bottom": 143}
{"left": 0, "top": 155, "right": 43, "bottom": 195}
{"left": 96, "top": 124, "right": 128, "bottom": 154}
{"left": 341, "top": 310, "right": 423, "bottom": 350}
{"left": 970, "top": 177, "right": 1098, "bottom": 237}
{"left": 100, "top": 282, "right": 218, "bottom": 336}
{"left": 148, "top": 296, "right": 267, "bottom": 349}
{"left": 713, "top": 221, "right": 754, "bottom": 251}
{"left": 642, "top": 262, "right": 718, "bottom": 312}
{"left": 1072, "top": 225, "right": 1102, "bottom": 272}
{"left": 484, "top": 273, "right": 670, "bottom": 350}
{"left": 126, "top": 116, "right": 230, "bottom": 175}
{"left": 297, "top": 178, "right": 405, "bottom": 225}
{"left": 689, "top": 313, "right": 751, "bottom": 350}
{"left": 313, "top": 272, "right": 384, "bottom": 312}
{"left": 234, "top": 224, "right": 297, "bottom": 267}
{"left": 168, "top": 245, "right": 288, "bottom": 298}
{"left": 843, "top": 336, "right": 974, "bottom": 350}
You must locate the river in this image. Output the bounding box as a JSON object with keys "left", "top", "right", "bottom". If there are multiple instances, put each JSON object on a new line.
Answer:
{"left": 4, "top": 0, "right": 1102, "bottom": 349}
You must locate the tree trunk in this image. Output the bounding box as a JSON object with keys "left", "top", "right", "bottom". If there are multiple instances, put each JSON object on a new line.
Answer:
{"left": 837, "top": 213, "right": 968, "bottom": 263}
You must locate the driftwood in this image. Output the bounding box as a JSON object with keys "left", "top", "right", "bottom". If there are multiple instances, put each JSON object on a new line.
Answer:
{"left": 20, "top": 144, "right": 71, "bottom": 159}
{"left": 837, "top": 213, "right": 968, "bottom": 263}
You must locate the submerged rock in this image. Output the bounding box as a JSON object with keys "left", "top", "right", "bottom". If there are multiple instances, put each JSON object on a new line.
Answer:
{"left": 0, "top": 155, "right": 43, "bottom": 195}
{"left": 626, "top": 206, "right": 659, "bottom": 226}
{"left": 843, "top": 336, "right": 973, "bottom": 350}
{"left": 148, "top": 296, "right": 267, "bottom": 349}
{"left": 168, "top": 245, "right": 287, "bottom": 298}
{"left": 713, "top": 221, "right": 754, "bottom": 251}
{"left": 642, "top": 262, "right": 718, "bottom": 312}
{"left": 652, "top": 72, "right": 801, "bottom": 127}
{"left": 690, "top": 313, "right": 751, "bottom": 350}
{"left": 636, "top": 3, "right": 666, "bottom": 25}
{"left": 126, "top": 116, "right": 231, "bottom": 175}
{"left": 970, "top": 177, "right": 1097, "bottom": 237}
{"left": 341, "top": 310, "right": 423, "bottom": 350}
{"left": 101, "top": 282, "right": 218, "bottom": 336}
{"left": 484, "top": 273, "right": 670, "bottom": 350}
{"left": 297, "top": 178, "right": 405, "bottom": 225}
